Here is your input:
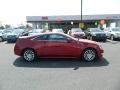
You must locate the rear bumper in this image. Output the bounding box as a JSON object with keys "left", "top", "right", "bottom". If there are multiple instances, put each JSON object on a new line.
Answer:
{"left": 14, "top": 44, "right": 22, "bottom": 56}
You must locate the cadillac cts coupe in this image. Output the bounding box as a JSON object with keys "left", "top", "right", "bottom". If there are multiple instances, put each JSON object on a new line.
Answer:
{"left": 14, "top": 33, "right": 104, "bottom": 62}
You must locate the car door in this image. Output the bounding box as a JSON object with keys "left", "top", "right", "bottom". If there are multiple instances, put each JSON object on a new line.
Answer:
{"left": 44, "top": 34, "right": 80, "bottom": 57}
{"left": 32, "top": 34, "right": 49, "bottom": 57}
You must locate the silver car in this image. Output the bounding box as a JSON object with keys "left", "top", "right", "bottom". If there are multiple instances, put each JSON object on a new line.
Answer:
{"left": 104, "top": 27, "right": 120, "bottom": 40}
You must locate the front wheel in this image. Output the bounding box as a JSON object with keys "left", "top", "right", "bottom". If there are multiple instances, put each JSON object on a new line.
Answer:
{"left": 110, "top": 35, "right": 114, "bottom": 41}
{"left": 23, "top": 49, "right": 37, "bottom": 62}
{"left": 82, "top": 49, "right": 97, "bottom": 62}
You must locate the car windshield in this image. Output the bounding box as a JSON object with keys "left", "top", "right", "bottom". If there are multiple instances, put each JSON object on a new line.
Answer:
{"left": 52, "top": 29, "right": 63, "bottom": 32}
{"left": 71, "top": 28, "right": 82, "bottom": 32}
{"left": 32, "top": 29, "right": 43, "bottom": 33}
{"left": 112, "top": 28, "right": 120, "bottom": 32}
{"left": 90, "top": 29, "right": 103, "bottom": 32}
{"left": 12, "top": 29, "right": 24, "bottom": 34}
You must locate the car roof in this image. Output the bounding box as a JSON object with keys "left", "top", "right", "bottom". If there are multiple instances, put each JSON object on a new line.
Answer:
{"left": 29, "top": 32, "right": 68, "bottom": 38}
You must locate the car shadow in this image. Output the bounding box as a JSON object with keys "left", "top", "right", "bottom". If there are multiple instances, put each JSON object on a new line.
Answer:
{"left": 13, "top": 57, "right": 109, "bottom": 70}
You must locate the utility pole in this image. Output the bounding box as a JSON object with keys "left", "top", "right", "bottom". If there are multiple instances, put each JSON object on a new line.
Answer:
{"left": 81, "top": 0, "right": 83, "bottom": 22}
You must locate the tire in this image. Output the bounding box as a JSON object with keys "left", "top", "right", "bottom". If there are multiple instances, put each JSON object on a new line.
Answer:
{"left": 0, "top": 37, "right": 3, "bottom": 42}
{"left": 22, "top": 49, "right": 37, "bottom": 62}
{"left": 82, "top": 48, "right": 97, "bottom": 62}
{"left": 110, "top": 35, "right": 114, "bottom": 41}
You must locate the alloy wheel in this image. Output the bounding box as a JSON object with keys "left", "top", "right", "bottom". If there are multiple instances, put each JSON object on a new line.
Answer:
{"left": 23, "top": 49, "right": 36, "bottom": 62}
{"left": 82, "top": 49, "right": 96, "bottom": 61}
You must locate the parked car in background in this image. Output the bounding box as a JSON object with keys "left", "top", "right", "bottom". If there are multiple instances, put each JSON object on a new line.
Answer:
{"left": 68, "top": 28, "right": 85, "bottom": 39}
{"left": 0, "top": 30, "right": 4, "bottom": 42}
{"left": 7, "top": 29, "right": 26, "bottom": 43}
{"left": 85, "top": 28, "right": 107, "bottom": 41}
{"left": 104, "top": 27, "right": 120, "bottom": 40}
{"left": 2, "top": 29, "right": 13, "bottom": 41}
{"left": 14, "top": 33, "right": 104, "bottom": 62}
{"left": 29, "top": 29, "right": 45, "bottom": 36}
{"left": 52, "top": 29, "right": 64, "bottom": 33}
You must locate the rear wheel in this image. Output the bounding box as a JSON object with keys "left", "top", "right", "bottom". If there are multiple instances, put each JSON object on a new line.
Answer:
{"left": 23, "top": 49, "right": 37, "bottom": 62}
{"left": 82, "top": 48, "right": 97, "bottom": 62}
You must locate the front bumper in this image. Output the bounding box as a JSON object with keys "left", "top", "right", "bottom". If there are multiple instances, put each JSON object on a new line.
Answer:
{"left": 97, "top": 47, "right": 104, "bottom": 59}
{"left": 92, "top": 36, "right": 107, "bottom": 41}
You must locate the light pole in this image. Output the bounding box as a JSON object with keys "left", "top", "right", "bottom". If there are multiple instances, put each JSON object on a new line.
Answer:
{"left": 81, "top": 0, "right": 83, "bottom": 22}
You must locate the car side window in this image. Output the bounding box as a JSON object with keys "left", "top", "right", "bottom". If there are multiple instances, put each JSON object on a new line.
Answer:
{"left": 48, "top": 34, "right": 67, "bottom": 41}
{"left": 33, "top": 35, "right": 49, "bottom": 41}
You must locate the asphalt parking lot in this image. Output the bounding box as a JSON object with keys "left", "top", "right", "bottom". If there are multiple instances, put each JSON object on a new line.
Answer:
{"left": 0, "top": 40, "right": 120, "bottom": 90}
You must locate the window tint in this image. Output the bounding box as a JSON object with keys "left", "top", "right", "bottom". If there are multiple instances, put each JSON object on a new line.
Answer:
{"left": 49, "top": 34, "right": 67, "bottom": 41}
{"left": 34, "top": 35, "right": 49, "bottom": 40}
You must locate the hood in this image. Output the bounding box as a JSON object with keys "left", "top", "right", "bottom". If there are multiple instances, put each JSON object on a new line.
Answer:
{"left": 92, "top": 32, "right": 106, "bottom": 34}
{"left": 78, "top": 39, "right": 98, "bottom": 45}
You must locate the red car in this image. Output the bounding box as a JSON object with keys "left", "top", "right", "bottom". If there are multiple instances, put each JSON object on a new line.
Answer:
{"left": 14, "top": 33, "right": 104, "bottom": 62}
{"left": 68, "top": 28, "right": 85, "bottom": 38}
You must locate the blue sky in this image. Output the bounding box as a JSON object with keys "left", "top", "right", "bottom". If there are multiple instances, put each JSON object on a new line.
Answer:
{"left": 0, "top": 0, "right": 120, "bottom": 25}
